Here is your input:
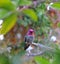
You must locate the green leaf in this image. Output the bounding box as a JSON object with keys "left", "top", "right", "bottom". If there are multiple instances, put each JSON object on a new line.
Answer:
{"left": 0, "top": 13, "right": 17, "bottom": 35}
{"left": 34, "top": 56, "right": 50, "bottom": 64}
{"left": 0, "top": 0, "right": 16, "bottom": 10}
{"left": 11, "top": 0, "right": 20, "bottom": 7}
{"left": 19, "top": 19, "right": 28, "bottom": 27}
{"left": 0, "top": 54, "right": 10, "bottom": 64}
{"left": 57, "top": 22, "right": 60, "bottom": 27}
{"left": 11, "top": 0, "right": 32, "bottom": 7}
{"left": 22, "top": 9, "right": 38, "bottom": 22}
{"left": 19, "top": 0, "right": 32, "bottom": 6}
{"left": 0, "top": 9, "right": 12, "bottom": 19}
{"left": 52, "top": 48, "right": 60, "bottom": 64}
{"left": 51, "top": 2, "right": 60, "bottom": 10}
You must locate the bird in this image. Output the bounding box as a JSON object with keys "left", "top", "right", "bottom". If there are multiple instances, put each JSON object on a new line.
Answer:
{"left": 24, "top": 29, "right": 35, "bottom": 50}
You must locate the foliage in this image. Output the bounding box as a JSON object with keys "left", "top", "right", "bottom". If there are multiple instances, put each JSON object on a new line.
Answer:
{"left": 0, "top": 54, "right": 10, "bottom": 64}
{"left": 51, "top": 2, "right": 60, "bottom": 10}
{"left": 32, "top": 2, "right": 51, "bottom": 37}
{"left": 0, "top": 1, "right": 60, "bottom": 64}
{"left": 0, "top": 9, "right": 11, "bottom": 19}
{"left": 18, "top": 0, "right": 32, "bottom": 6}
{"left": 0, "top": 50, "right": 25, "bottom": 64}
{"left": 0, "top": 0, "right": 16, "bottom": 11}
{"left": 57, "top": 22, "right": 60, "bottom": 27}
{"left": 34, "top": 56, "right": 50, "bottom": 64}
{"left": 34, "top": 44, "right": 60, "bottom": 64}
{"left": 0, "top": 0, "right": 38, "bottom": 35}
{"left": 11, "top": 50, "right": 25, "bottom": 64}
{"left": 0, "top": 14, "right": 17, "bottom": 35}
{"left": 11, "top": 0, "right": 32, "bottom": 7}
{"left": 0, "top": 0, "right": 60, "bottom": 37}
{"left": 52, "top": 48, "right": 60, "bottom": 64}
{"left": 22, "top": 9, "right": 38, "bottom": 22}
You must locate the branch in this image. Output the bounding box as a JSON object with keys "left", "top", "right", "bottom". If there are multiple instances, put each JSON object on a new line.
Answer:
{"left": 28, "top": 51, "right": 45, "bottom": 56}
{"left": 26, "top": 43, "right": 53, "bottom": 56}
{"left": 26, "top": 49, "right": 52, "bottom": 56}
{"left": 32, "top": 42, "right": 53, "bottom": 50}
